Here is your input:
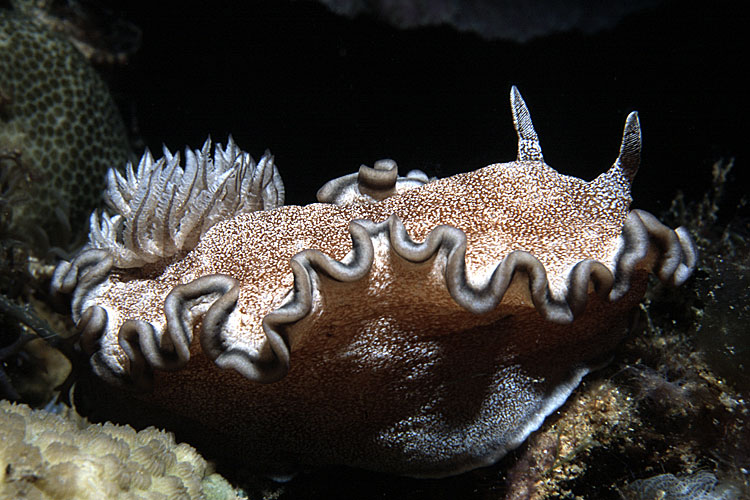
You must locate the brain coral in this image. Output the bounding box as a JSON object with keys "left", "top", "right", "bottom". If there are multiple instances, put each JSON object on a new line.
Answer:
{"left": 625, "top": 471, "right": 741, "bottom": 500}
{"left": 0, "top": 399, "right": 237, "bottom": 500}
{"left": 0, "top": 6, "right": 131, "bottom": 250}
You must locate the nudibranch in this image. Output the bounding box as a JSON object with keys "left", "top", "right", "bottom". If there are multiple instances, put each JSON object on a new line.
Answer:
{"left": 52, "top": 87, "right": 697, "bottom": 477}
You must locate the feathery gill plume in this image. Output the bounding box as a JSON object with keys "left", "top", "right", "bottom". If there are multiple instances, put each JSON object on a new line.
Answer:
{"left": 87, "top": 137, "right": 284, "bottom": 267}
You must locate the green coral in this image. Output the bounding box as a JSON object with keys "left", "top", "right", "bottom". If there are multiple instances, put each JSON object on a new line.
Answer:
{"left": 0, "top": 6, "right": 131, "bottom": 250}
{"left": 0, "top": 400, "right": 239, "bottom": 500}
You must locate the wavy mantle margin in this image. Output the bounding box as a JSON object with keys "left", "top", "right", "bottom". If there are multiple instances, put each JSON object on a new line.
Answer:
{"left": 51, "top": 207, "right": 696, "bottom": 390}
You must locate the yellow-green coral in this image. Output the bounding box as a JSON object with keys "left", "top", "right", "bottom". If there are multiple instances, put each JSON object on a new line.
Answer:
{"left": 0, "top": 6, "right": 131, "bottom": 250}
{"left": 0, "top": 400, "right": 238, "bottom": 500}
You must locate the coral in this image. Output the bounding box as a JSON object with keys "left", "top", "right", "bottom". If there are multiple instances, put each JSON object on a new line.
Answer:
{"left": 9, "top": 0, "right": 142, "bottom": 65}
{"left": 0, "top": 5, "right": 131, "bottom": 251}
{"left": 624, "top": 471, "right": 741, "bottom": 500}
{"left": 0, "top": 148, "right": 23, "bottom": 237}
{"left": 0, "top": 399, "right": 239, "bottom": 500}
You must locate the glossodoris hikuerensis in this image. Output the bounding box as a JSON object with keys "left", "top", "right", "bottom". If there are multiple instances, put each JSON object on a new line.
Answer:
{"left": 53, "top": 87, "right": 696, "bottom": 477}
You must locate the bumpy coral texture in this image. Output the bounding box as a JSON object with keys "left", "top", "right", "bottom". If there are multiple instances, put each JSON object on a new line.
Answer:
{"left": 0, "top": 400, "right": 237, "bottom": 500}
{"left": 0, "top": 7, "right": 131, "bottom": 248}
{"left": 625, "top": 471, "right": 741, "bottom": 500}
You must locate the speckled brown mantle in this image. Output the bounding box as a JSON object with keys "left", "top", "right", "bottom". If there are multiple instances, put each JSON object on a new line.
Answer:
{"left": 52, "top": 87, "right": 696, "bottom": 477}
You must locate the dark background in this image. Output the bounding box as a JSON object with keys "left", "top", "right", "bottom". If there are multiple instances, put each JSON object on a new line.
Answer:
{"left": 105, "top": 0, "right": 746, "bottom": 217}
